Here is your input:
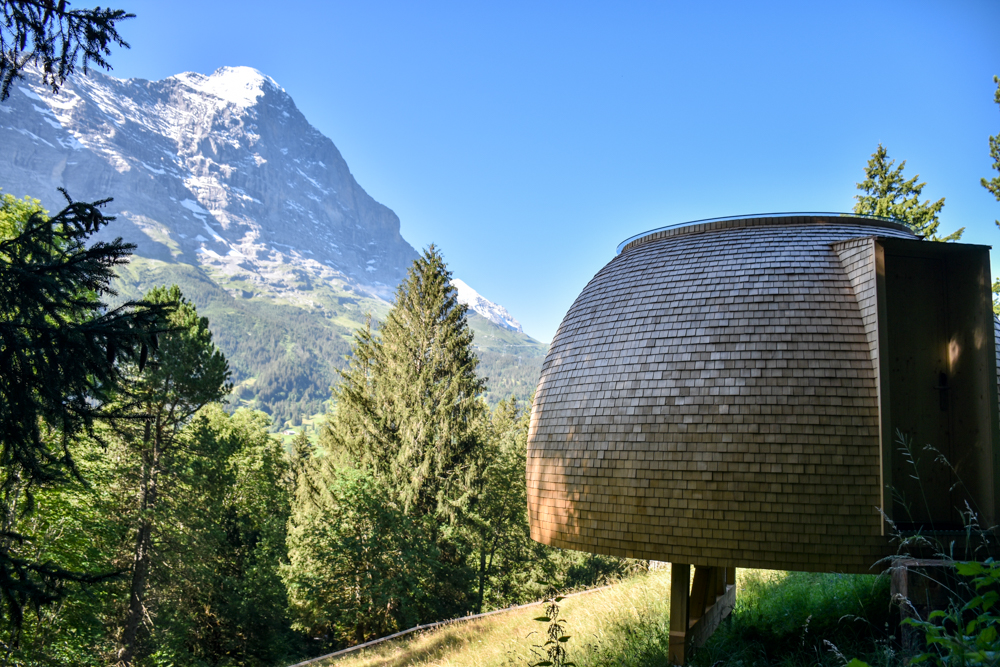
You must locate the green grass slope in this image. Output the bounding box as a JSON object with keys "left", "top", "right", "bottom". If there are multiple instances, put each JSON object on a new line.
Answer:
{"left": 312, "top": 569, "right": 894, "bottom": 667}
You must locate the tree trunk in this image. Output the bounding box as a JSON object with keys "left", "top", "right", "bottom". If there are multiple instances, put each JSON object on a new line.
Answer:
{"left": 0, "top": 467, "right": 22, "bottom": 540}
{"left": 118, "top": 417, "right": 160, "bottom": 667}
{"left": 476, "top": 540, "right": 487, "bottom": 614}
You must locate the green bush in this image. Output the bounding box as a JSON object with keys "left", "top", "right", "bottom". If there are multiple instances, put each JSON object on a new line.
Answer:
{"left": 895, "top": 559, "right": 1000, "bottom": 667}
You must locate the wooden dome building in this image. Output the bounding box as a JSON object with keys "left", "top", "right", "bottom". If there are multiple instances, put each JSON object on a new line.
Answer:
{"left": 526, "top": 214, "right": 1000, "bottom": 662}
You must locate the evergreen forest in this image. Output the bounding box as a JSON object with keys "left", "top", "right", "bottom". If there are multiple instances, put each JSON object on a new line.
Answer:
{"left": 0, "top": 12, "right": 580, "bottom": 663}
{"left": 0, "top": 195, "right": 634, "bottom": 666}
{"left": 2, "top": 5, "right": 999, "bottom": 667}
{"left": 110, "top": 256, "right": 547, "bottom": 430}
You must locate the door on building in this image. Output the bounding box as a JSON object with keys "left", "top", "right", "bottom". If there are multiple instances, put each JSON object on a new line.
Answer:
{"left": 885, "top": 253, "right": 958, "bottom": 529}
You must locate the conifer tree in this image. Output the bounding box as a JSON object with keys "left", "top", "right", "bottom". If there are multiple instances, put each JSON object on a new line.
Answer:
{"left": 115, "top": 285, "right": 230, "bottom": 667}
{"left": 984, "top": 76, "right": 1000, "bottom": 226}
{"left": 290, "top": 246, "right": 487, "bottom": 637}
{"left": 0, "top": 192, "right": 161, "bottom": 640}
{"left": 289, "top": 429, "right": 313, "bottom": 482}
{"left": 0, "top": 193, "right": 160, "bottom": 490}
{"left": 327, "top": 245, "right": 486, "bottom": 517}
{"left": 854, "top": 143, "right": 964, "bottom": 242}
{"left": 982, "top": 76, "right": 1000, "bottom": 315}
{"left": 0, "top": 0, "right": 133, "bottom": 101}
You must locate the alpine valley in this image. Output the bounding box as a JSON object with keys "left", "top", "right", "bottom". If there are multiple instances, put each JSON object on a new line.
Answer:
{"left": 0, "top": 66, "right": 547, "bottom": 428}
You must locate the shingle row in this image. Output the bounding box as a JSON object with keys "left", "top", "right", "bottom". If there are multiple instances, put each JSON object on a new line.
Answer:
{"left": 527, "top": 216, "right": 917, "bottom": 572}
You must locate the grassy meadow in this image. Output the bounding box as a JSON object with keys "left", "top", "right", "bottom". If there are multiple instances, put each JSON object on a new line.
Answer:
{"left": 313, "top": 566, "right": 896, "bottom": 667}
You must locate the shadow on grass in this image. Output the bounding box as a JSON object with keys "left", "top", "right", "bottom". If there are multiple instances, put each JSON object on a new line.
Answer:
{"left": 321, "top": 619, "right": 524, "bottom": 667}
{"left": 690, "top": 571, "right": 898, "bottom": 667}
{"left": 574, "top": 571, "right": 898, "bottom": 667}
{"left": 573, "top": 612, "right": 673, "bottom": 667}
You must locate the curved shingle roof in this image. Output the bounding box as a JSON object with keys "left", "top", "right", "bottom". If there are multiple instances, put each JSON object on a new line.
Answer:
{"left": 527, "top": 214, "right": 926, "bottom": 572}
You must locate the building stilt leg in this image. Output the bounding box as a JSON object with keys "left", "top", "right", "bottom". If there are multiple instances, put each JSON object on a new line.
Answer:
{"left": 668, "top": 563, "right": 737, "bottom": 665}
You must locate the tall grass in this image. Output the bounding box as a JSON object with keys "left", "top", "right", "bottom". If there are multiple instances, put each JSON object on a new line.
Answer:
{"left": 690, "top": 570, "right": 896, "bottom": 667}
{"left": 317, "top": 569, "right": 674, "bottom": 667}
{"left": 313, "top": 567, "right": 897, "bottom": 667}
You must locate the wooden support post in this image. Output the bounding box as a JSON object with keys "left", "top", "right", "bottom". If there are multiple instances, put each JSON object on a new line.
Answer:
{"left": 714, "top": 566, "right": 726, "bottom": 598}
{"left": 669, "top": 563, "right": 738, "bottom": 665}
{"left": 689, "top": 565, "right": 710, "bottom": 623}
{"left": 669, "top": 563, "right": 691, "bottom": 666}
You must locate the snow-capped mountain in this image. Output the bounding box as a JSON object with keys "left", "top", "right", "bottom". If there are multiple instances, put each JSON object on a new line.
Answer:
{"left": 0, "top": 65, "right": 418, "bottom": 300}
{"left": 451, "top": 279, "right": 523, "bottom": 333}
{"left": 0, "top": 65, "right": 544, "bottom": 419}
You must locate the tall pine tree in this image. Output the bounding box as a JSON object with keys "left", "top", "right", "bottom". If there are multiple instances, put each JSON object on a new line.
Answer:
{"left": 854, "top": 143, "right": 964, "bottom": 242}
{"left": 0, "top": 192, "right": 161, "bottom": 642}
{"left": 115, "top": 285, "right": 230, "bottom": 667}
{"left": 325, "top": 244, "right": 486, "bottom": 517}
{"left": 983, "top": 76, "right": 1000, "bottom": 315}
{"left": 984, "top": 76, "right": 1000, "bottom": 225}
{"left": 287, "top": 246, "right": 487, "bottom": 641}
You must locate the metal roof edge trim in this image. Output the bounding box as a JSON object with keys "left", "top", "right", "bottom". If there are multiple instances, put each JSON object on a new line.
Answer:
{"left": 616, "top": 212, "right": 913, "bottom": 255}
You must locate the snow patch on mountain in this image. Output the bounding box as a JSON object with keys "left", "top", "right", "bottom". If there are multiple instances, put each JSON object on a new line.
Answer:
{"left": 451, "top": 279, "right": 523, "bottom": 333}
{"left": 169, "top": 66, "right": 280, "bottom": 108}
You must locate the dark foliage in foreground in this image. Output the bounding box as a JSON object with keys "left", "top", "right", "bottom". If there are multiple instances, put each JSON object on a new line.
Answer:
{"left": 0, "top": 191, "right": 161, "bottom": 638}
{"left": 0, "top": 0, "right": 133, "bottom": 100}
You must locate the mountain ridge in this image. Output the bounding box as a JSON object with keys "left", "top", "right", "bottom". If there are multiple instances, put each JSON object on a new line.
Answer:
{"left": 1, "top": 65, "right": 418, "bottom": 300}
{"left": 1, "top": 65, "right": 547, "bottom": 423}
{"left": 451, "top": 278, "right": 523, "bottom": 333}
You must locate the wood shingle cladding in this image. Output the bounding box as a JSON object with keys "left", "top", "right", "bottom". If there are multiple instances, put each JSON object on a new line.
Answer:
{"left": 527, "top": 215, "right": 1000, "bottom": 574}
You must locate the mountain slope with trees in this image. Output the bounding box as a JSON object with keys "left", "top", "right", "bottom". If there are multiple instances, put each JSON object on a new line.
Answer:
{"left": 284, "top": 247, "right": 633, "bottom": 649}
{"left": 0, "top": 66, "right": 546, "bottom": 426}
{"left": 110, "top": 255, "right": 546, "bottom": 423}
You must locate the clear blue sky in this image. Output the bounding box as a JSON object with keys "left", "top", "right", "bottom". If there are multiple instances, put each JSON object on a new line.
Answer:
{"left": 105, "top": 0, "right": 1000, "bottom": 343}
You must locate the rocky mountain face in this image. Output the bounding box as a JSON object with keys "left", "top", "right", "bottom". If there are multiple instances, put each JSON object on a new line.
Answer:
{"left": 0, "top": 66, "right": 546, "bottom": 426}
{"left": 0, "top": 66, "right": 418, "bottom": 300}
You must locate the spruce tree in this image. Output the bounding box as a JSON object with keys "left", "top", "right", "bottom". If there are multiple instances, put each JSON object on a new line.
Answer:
{"left": 0, "top": 1, "right": 134, "bottom": 100}
{"left": 982, "top": 76, "right": 1000, "bottom": 315}
{"left": 290, "top": 429, "right": 313, "bottom": 481}
{"left": 854, "top": 143, "right": 964, "bottom": 242}
{"left": 293, "top": 246, "right": 486, "bottom": 635}
{"left": 327, "top": 244, "right": 486, "bottom": 517}
{"left": 115, "top": 285, "right": 230, "bottom": 667}
{"left": 0, "top": 193, "right": 160, "bottom": 490}
{"left": 984, "top": 76, "right": 1000, "bottom": 226}
{"left": 0, "top": 192, "right": 161, "bottom": 640}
